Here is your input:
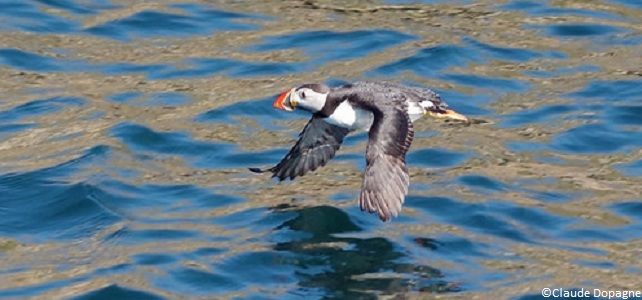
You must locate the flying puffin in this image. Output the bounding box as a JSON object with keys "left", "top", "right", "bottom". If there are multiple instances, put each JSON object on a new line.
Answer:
{"left": 251, "top": 81, "right": 468, "bottom": 221}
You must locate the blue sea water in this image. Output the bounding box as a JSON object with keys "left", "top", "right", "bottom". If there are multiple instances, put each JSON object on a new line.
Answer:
{"left": 0, "top": 0, "right": 641, "bottom": 299}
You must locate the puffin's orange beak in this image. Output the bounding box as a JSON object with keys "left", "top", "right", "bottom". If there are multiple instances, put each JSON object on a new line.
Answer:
{"left": 273, "top": 88, "right": 296, "bottom": 111}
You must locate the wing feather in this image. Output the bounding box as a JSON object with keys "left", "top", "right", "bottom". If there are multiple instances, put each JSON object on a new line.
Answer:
{"left": 358, "top": 98, "right": 414, "bottom": 222}
{"left": 252, "top": 116, "right": 350, "bottom": 180}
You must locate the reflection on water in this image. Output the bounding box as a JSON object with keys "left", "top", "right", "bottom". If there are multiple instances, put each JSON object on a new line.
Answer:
{"left": 272, "top": 205, "right": 458, "bottom": 298}
{"left": 0, "top": 0, "right": 641, "bottom": 299}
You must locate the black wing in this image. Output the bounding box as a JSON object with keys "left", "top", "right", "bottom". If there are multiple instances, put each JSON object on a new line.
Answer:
{"left": 251, "top": 116, "right": 350, "bottom": 180}
{"left": 359, "top": 106, "right": 414, "bottom": 221}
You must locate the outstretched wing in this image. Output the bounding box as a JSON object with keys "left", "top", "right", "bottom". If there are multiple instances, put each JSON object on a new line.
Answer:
{"left": 359, "top": 107, "right": 414, "bottom": 221}
{"left": 251, "top": 116, "right": 350, "bottom": 180}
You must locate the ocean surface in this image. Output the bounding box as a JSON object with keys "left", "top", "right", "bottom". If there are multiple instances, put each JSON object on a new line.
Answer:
{"left": 0, "top": 0, "right": 641, "bottom": 299}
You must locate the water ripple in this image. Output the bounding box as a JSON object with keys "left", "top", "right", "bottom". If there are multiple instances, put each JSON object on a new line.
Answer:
{"left": 70, "top": 285, "right": 165, "bottom": 300}
{"left": 372, "top": 37, "right": 564, "bottom": 80}
{"left": 616, "top": 160, "right": 642, "bottom": 178}
{"left": 86, "top": 5, "right": 265, "bottom": 41}
{"left": 533, "top": 23, "right": 627, "bottom": 37}
{"left": 0, "top": 49, "right": 87, "bottom": 72}
{"left": 411, "top": 197, "right": 534, "bottom": 243}
{"left": 147, "top": 58, "right": 302, "bottom": 79}
{"left": 407, "top": 148, "right": 470, "bottom": 168}
{"left": 0, "top": 1, "right": 81, "bottom": 33}
{"left": 442, "top": 74, "right": 530, "bottom": 92}
{"left": 249, "top": 30, "right": 417, "bottom": 67}
{"left": 566, "top": 80, "right": 642, "bottom": 102}
{"left": 500, "top": 0, "right": 626, "bottom": 20}
{"left": 551, "top": 123, "right": 642, "bottom": 154}
{"left": 163, "top": 267, "right": 243, "bottom": 296}
{"left": 605, "top": 0, "right": 642, "bottom": 9}
{"left": 0, "top": 96, "right": 85, "bottom": 122}
{"left": 107, "top": 92, "right": 191, "bottom": 107}
{"left": 2, "top": 0, "right": 642, "bottom": 299}
{"left": 110, "top": 122, "right": 237, "bottom": 168}
{"left": 499, "top": 104, "right": 578, "bottom": 128}
{"left": 0, "top": 146, "right": 121, "bottom": 241}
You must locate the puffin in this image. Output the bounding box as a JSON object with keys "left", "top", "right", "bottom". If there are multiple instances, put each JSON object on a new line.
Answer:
{"left": 251, "top": 81, "right": 468, "bottom": 221}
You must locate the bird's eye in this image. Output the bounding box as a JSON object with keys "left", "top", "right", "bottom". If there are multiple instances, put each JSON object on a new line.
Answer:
{"left": 300, "top": 91, "right": 306, "bottom": 98}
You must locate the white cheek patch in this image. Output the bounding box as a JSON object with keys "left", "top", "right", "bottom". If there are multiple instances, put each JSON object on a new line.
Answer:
{"left": 297, "top": 92, "right": 327, "bottom": 112}
{"left": 308, "top": 94, "right": 327, "bottom": 112}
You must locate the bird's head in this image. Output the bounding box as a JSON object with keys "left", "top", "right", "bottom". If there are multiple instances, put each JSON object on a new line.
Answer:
{"left": 419, "top": 92, "right": 469, "bottom": 123}
{"left": 273, "top": 83, "right": 330, "bottom": 113}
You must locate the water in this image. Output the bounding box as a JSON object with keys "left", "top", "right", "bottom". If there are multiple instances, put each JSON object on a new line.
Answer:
{"left": 0, "top": 0, "right": 641, "bottom": 299}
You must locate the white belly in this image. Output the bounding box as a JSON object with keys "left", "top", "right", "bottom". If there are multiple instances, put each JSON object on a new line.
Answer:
{"left": 325, "top": 100, "right": 425, "bottom": 131}
{"left": 325, "top": 101, "right": 373, "bottom": 131}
